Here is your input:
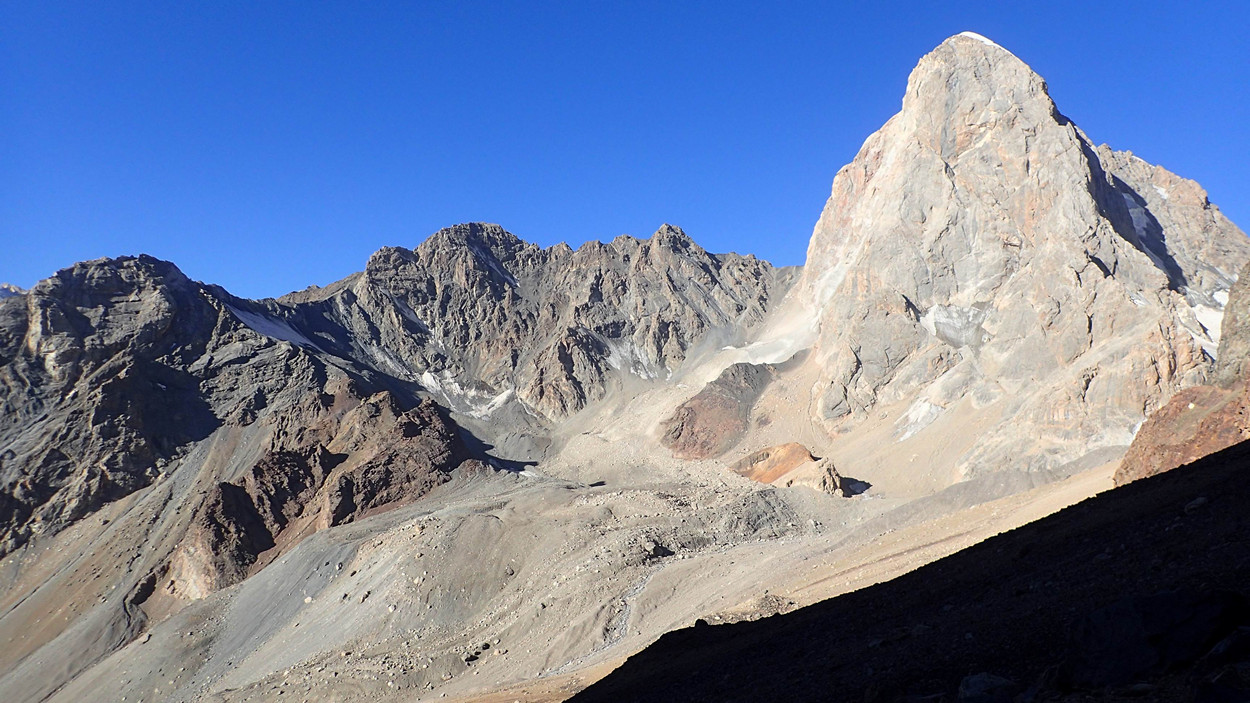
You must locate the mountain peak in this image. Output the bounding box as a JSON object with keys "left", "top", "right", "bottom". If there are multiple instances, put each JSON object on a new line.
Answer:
{"left": 422, "top": 222, "right": 523, "bottom": 253}
{"left": 909, "top": 31, "right": 1045, "bottom": 102}
{"left": 950, "top": 31, "right": 1005, "bottom": 50}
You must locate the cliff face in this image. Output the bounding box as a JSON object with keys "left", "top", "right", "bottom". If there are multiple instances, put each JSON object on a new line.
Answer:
{"left": 0, "top": 254, "right": 470, "bottom": 569}
{"left": 271, "top": 222, "right": 787, "bottom": 425}
{"left": 797, "top": 33, "right": 1249, "bottom": 479}
{"left": 1115, "top": 260, "right": 1250, "bottom": 485}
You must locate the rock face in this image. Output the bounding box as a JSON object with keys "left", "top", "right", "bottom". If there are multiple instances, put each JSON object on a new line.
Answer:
{"left": 661, "top": 363, "right": 775, "bottom": 459}
{"left": 274, "top": 223, "right": 785, "bottom": 428}
{"left": 0, "top": 257, "right": 225, "bottom": 555}
{"left": 0, "top": 224, "right": 788, "bottom": 579}
{"left": 0, "top": 255, "right": 470, "bottom": 565}
{"left": 164, "top": 394, "right": 466, "bottom": 598}
{"left": 1115, "top": 260, "right": 1250, "bottom": 485}
{"left": 730, "top": 444, "right": 850, "bottom": 496}
{"left": 800, "top": 33, "right": 1250, "bottom": 479}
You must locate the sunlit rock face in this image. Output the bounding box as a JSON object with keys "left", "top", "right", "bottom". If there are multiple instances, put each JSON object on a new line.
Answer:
{"left": 800, "top": 32, "right": 1249, "bottom": 478}
{"left": 277, "top": 222, "right": 787, "bottom": 427}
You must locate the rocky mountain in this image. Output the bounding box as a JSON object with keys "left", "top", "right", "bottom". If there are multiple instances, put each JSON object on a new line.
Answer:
{"left": 256, "top": 222, "right": 788, "bottom": 458}
{"left": 0, "top": 283, "right": 23, "bottom": 299}
{"left": 794, "top": 32, "right": 1247, "bottom": 483}
{"left": 1, "top": 32, "right": 1247, "bottom": 703}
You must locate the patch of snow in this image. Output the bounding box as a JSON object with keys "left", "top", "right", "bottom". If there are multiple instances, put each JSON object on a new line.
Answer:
{"left": 895, "top": 400, "right": 944, "bottom": 441}
{"left": 1183, "top": 323, "right": 1219, "bottom": 360}
{"left": 464, "top": 389, "right": 515, "bottom": 420}
{"left": 389, "top": 295, "right": 430, "bottom": 333}
{"left": 420, "top": 370, "right": 444, "bottom": 394}
{"left": 226, "top": 305, "right": 320, "bottom": 350}
{"left": 606, "top": 340, "right": 662, "bottom": 380}
{"left": 956, "top": 31, "right": 1003, "bottom": 49}
{"left": 1153, "top": 184, "right": 1170, "bottom": 201}
{"left": 1192, "top": 304, "right": 1224, "bottom": 346}
{"left": 920, "top": 304, "right": 990, "bottom": 348}
{"left": 422, "top": 369, "right": 517, "bottom": 417}
{"left": 363, "top": 342, "right": 416, "bottom": 379}
{"left": 1215, "top": 290, "right": 1230, "bottom": 306}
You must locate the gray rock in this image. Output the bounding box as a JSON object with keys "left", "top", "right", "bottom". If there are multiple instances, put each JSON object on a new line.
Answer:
{"left": 798, "top": 33, "right": 1250, "bottom": 479}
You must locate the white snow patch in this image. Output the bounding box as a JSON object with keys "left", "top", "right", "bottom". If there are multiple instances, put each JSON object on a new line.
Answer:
{"left": 606, "top": 340, "right": 663, "bottom": 380}
{"left": 422, "top": 369, "right": 517, "bottom": 417}
{"left": 226, "top": 305, "right": 319, "bottom": 349}
{"left": 895, "top": 400, "right": 944, "bottom": 441}
{"left": 465, "top": 388, "right": 515, "bottom": 419}
{"left": 1193, "top": 304, "right": 1224, "bottom": 346}
{"left": 389, "top": 296, "right": 430, "bottom": 332}
{"left": 1153, "top": 184, "right": 1170, "bottom": 201}
{"left": 957, "top": 31, "right": 1003, "bottom": 49}
{"left": 1215, "top": 290, "right": 1230, "bottom": 306}
{"left": 364, "top": 343, "right": 416, "bottom": 379}
{"left": 1183, "top": 325, "right": 1219, "bottom": 360}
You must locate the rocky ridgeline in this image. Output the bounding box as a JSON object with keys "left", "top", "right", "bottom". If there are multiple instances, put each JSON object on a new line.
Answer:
{"left": 272, "top": 222, "right": 785, "bottom": 424}
{"left": 0, "top": 224, "right": 789, "bottom": 562}
{"left": 798, "top": 33, "right": 1248, "bottom": 479}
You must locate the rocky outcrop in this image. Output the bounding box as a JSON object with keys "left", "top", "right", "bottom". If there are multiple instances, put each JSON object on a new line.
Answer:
{"left": 0, "top": 255, "right": 471, "bottom": 561}
{"left": 1115, "top": 260, "right": 1250, "bottom": 485}
{"left": 799, "top": 32, "right": 1250, "bottom": 479}
{"left": 1216, "top": 261, "right": 1250, "bottom": 386}
{"left": 165, "top": 394, "right": 467, "bottom": 596}
{"left": 0, "top": 256, "right": 226, "bottom": 555}
{"left": 661, "top": 363, "right": 775, "bottom": 459}
{"left": 731, "top": 443, "right": 817, "bottom": 483}
{"left": 731, "top": 445, "right": 852, "bottom": 497}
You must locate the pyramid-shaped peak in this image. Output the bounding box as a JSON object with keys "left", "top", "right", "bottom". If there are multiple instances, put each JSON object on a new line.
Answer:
{"left": 899, "top": 31, "right": 1054, "bottom": 131}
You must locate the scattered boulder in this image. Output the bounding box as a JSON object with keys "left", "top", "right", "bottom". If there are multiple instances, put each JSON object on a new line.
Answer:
{"left": 730, "top": 444, "right": 859, "bottom": 497}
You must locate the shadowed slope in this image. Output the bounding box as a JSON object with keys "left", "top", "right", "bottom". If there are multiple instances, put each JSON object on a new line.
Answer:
{"left": 576, "top": 441, "right": 1250, "bottom": 702}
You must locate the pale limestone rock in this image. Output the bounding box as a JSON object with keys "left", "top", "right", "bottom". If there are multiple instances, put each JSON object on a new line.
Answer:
{"left": 799, "top": 33, "right": 1250, "bottom": 478}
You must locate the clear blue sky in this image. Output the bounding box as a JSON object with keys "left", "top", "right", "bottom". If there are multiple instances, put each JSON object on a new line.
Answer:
{"left": 3, "top": 1, "right": 1248, "bottom": 299}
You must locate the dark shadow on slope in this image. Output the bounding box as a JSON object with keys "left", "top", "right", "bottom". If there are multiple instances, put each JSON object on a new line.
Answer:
{"left": 575, "top": 441, "right": 1250, "bottom": 703}
{"left": 839, "top": 476, "right": 871, "bottom": 496}
{"left": 1080, "top": 140, "right": 1188, "bottom": 291}
{"left": 455, "top": 429, "right": 538, "bottom": 472}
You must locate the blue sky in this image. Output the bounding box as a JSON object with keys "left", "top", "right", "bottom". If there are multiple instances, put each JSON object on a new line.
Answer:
{"left": 3, "top": 1, "right": 1248, "bottom": 298}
